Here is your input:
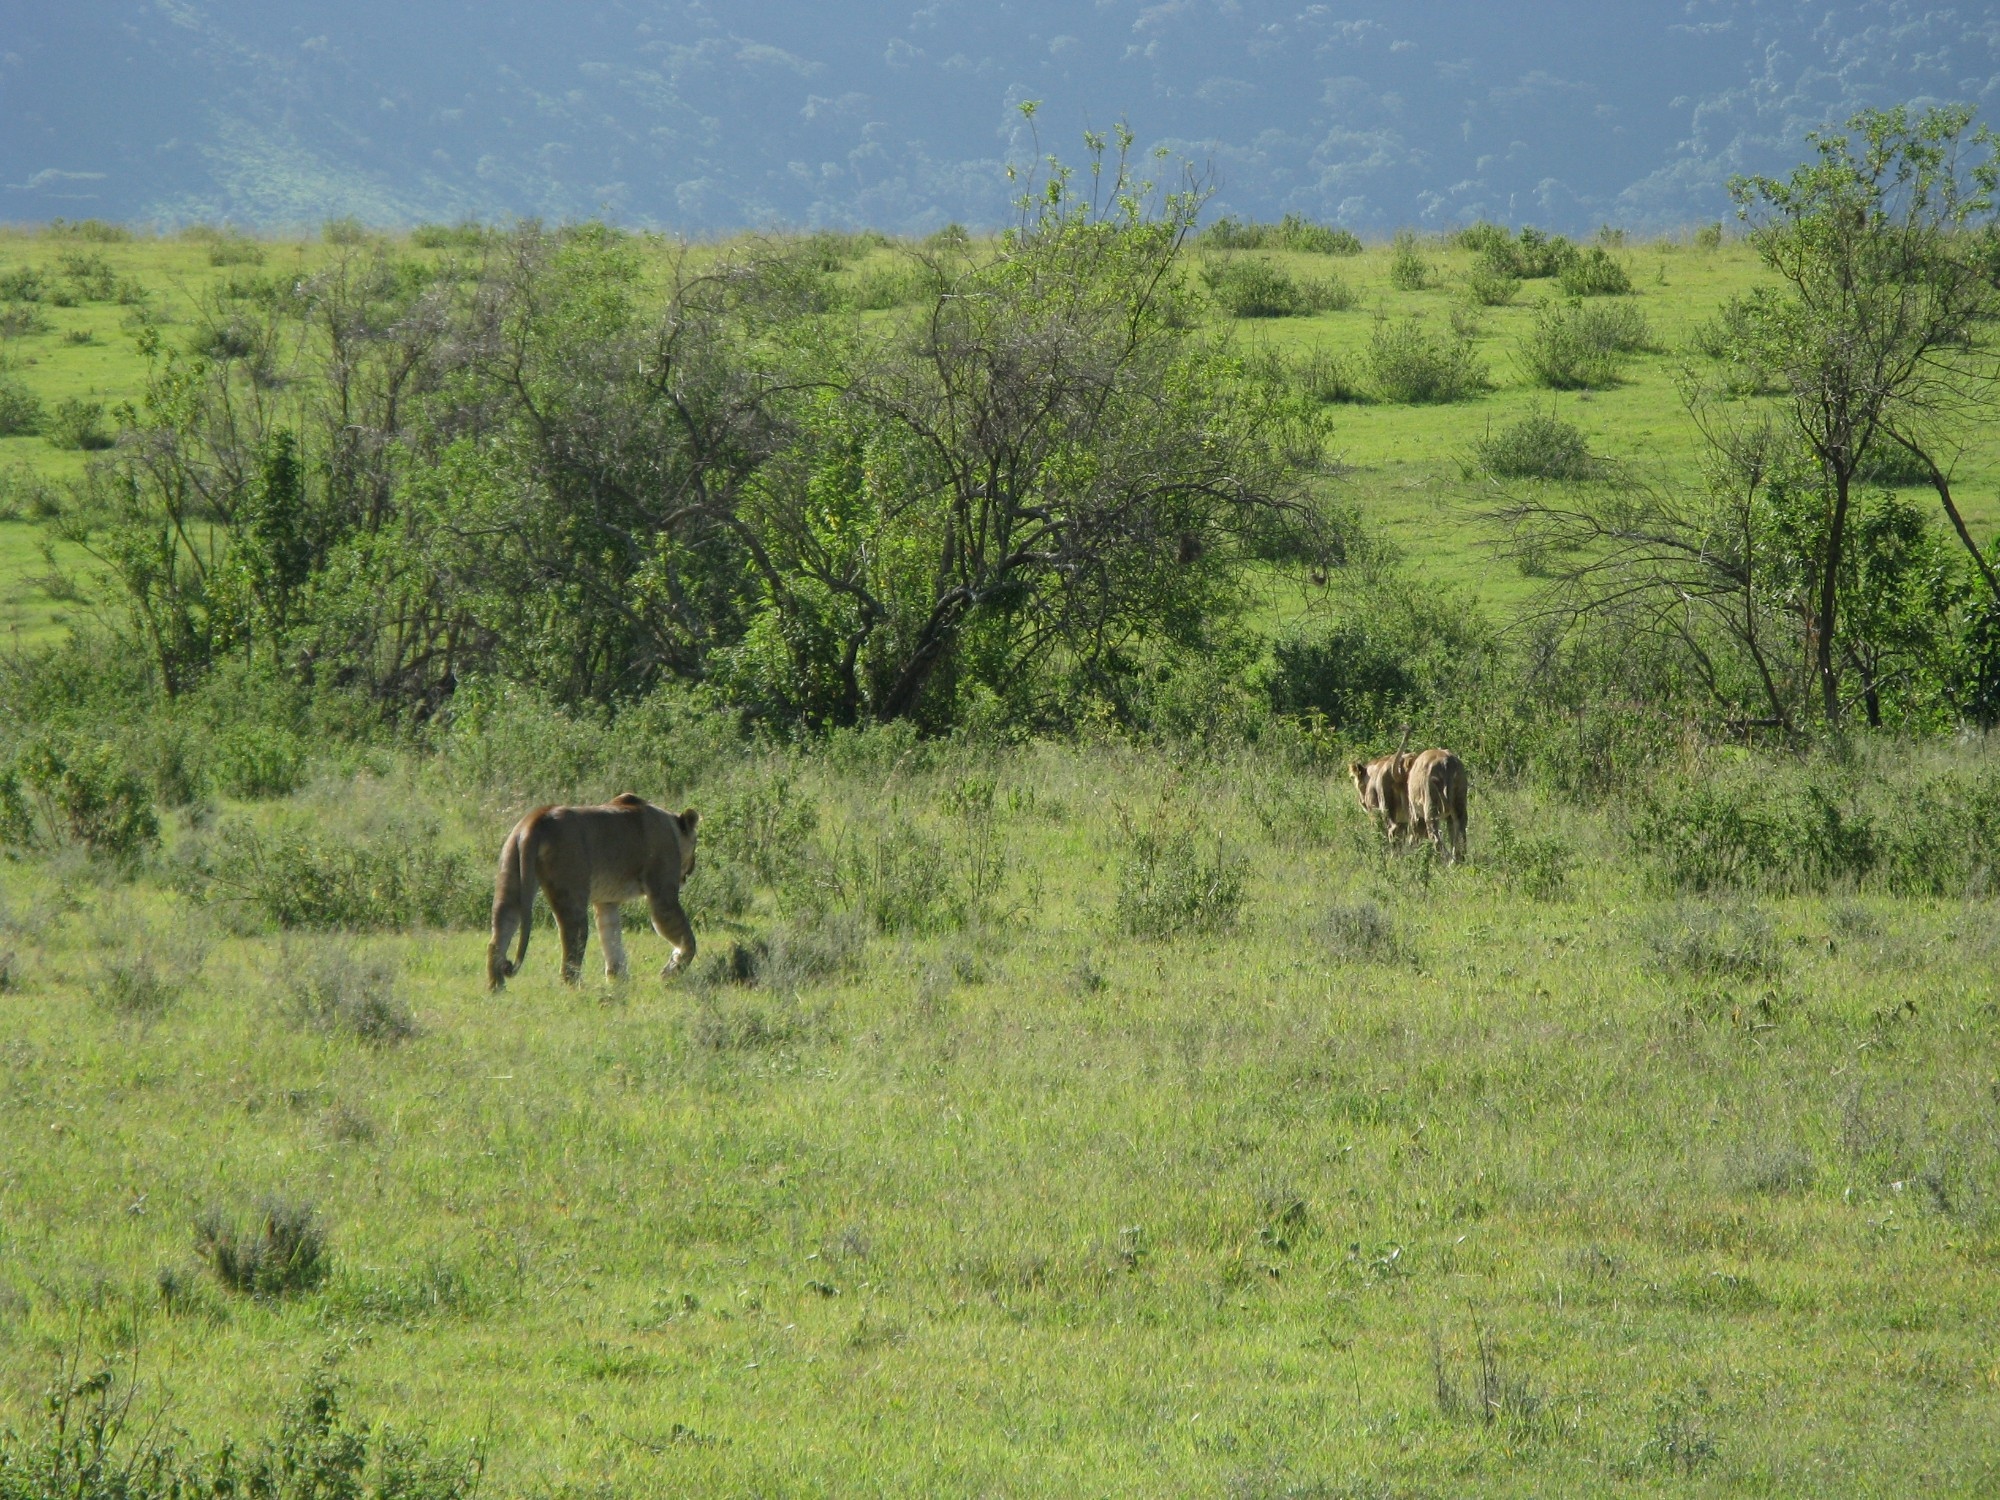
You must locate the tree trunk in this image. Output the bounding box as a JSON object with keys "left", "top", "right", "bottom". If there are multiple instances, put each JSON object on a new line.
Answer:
{"left": 1816, "top": 467, "right": 1852, "bottom": 725}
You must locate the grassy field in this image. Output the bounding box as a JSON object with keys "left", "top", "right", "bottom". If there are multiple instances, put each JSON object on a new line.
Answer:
{"left": 2, "top": 730, "right": 1999, "bottom": 1496}
{"left": 3, "top": 222, "right": 1999, "bottom": 1496}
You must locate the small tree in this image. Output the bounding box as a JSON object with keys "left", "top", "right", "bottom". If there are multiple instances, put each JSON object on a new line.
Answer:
{"left": 1727, "top": 103, "right": 2000, "bottom": 724}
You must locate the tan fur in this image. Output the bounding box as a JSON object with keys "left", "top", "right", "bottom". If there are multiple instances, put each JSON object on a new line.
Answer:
{"left": 1349, "top": 752, "right": 1415, "bottom": 844}
{"left": 1405, "top": 747, "right": 1469, "bottom": 863}
{"left": 486, "top": 793, "right": 700, "bottom": 989}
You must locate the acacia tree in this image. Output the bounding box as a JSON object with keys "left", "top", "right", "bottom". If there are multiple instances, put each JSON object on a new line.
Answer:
{"left": 1728, "top": 103, "right": 2000, "bottom": 724}
{"left": 720, "top": 125, "right": 1331, "bottom": 727}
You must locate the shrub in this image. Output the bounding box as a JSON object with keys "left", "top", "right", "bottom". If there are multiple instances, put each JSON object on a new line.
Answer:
{"left": 196, "top": 1198, "right": 331, "bottom": 1296}
{"left": 1464, "top": 262, "right": 1520, "bottom": 306}
{"left": 322, "top": 216, "right": 368, "bottom": 245}
{"left": 0, "top": 375, "right": 41, "bottom": 435}
{"left": 409, "top": 220, "right": 491, "bottom": 249}
{"left": 0, "top": 738, "right": 159, "bottom": 859}
{"left": 0, "top": 305, "right": 51, "bottom": 339}
{"left": 1115, "top": 827, "right": 1246, "bottom": 937}
{"left": 212, "top": 722, "right": 310, "bottom": 799}
{"left": 1640, "top": 900, "right": 1781, "bottom": 981}
{"left": 205, "top": 235, "right": 265, "bottom": 267}
{"left": 1452, "top": 222, "right": 1513, "bottom": 256}
{"left": 1558, "top": 245, "right": 1633, "bottom": 296}
{"left": 1202, "top": 214, "right": 1362, "bottom": 254}
{"left": 44, "top": 397, "right": 111, "bottom": 450}
{"left": 1470, "top": 411, "right": 1602, "bottom": 480}
{"left": 0, "top": 1359, "right": 482, "bottom": 1500}
{"left": 1388, "top": 229, "right": 1432, "bottom": 290}
{"left": 1509, "top": 227, "right": 1577, "bottom": 278}
{"left": 53, "top": 218, "right": 132, "bottom": 243}
{"left": 1367, "top": 315, "right": 1488, "bottom": 402}
{"left": 280, "top": 944, "right": 416, "bottom": 1044}
{"left": 1314, "top": 899, "right": 1407, "bottom": 961}
{"left": 182, "top": 821, "right": 483, "bottom": 930}
{"left": 0, "top": 266, "right": 44, "bottom": 302}
{"left": 1693, "top": 222, "right": 1724, "bottom": 250}
{"left": 1517, "top": 299, "right": 1649, "bottom": 389}
{"left": 1202, "top": 258, "right": 1308, "bottom": 317}
{"left": 1266, "top": 620, "right": 1416, "bottom": 730}
{"left": 57, "top": 251, "right": 118, "bottom": 302}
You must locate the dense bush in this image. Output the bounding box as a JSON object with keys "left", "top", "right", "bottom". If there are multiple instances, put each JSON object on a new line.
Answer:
{"left": 205, "top": 235, "right": 265, "bottom": 267}
{"left": 179, "top": 820, "right": 483, "bottom": 930}
{"left": 1517, "top": 299, "right": 1650, "bottom": 389}
{"left": 1558, "top": 245, "right": 1633, "bottom": 295}
{"left": 0, "top": 267, "right": 44, "bottom": 302}
{"left": 0, "top": 737, "right": 159, "bottom": 859}
{"left": 1630, "top": 761, "right": 2000, "bottom": 897}
{"left": 1388, "top": 229, "right": 1432, "bottom": 290}
{"left": 1367, "top": 315, "right": 1488, "bottom": 402}
{"left": 44, "top": 396, "right": 110, "bottom": 450}
{"left": 1266, "top": 619, "right": 1418, "bottom": 730}
{"left": 1202, "top": 214, "right": 1362, "bottom": 254}
{"left": 1470, "top": 411, "right": 1602, "bottom": 480}
{"left": 1200, "top": 258, "right": 1350, "bottom": 317}
{"left": 0, "top": 375, "right": 41, "bottom": 436}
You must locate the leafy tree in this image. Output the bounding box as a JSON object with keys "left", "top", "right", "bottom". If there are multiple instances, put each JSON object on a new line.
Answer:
{"left": 1727, "top": 103, "right": 2000, "bottom": 723}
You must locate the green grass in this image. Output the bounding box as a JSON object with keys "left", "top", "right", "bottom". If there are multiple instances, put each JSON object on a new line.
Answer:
{"left": 2, "top": 739, "right": 1998, "bottom": 1495}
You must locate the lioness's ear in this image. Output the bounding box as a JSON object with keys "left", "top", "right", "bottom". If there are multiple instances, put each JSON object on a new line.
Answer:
{"left": 679, "top": 808, "right": 700, "bottom": 833}
{"left": 1348, "top": 762, "right": 1366, "bottom": 785}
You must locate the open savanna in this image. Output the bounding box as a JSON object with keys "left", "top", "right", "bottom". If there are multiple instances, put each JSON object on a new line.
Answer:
{"left": 2, "top": 719, "right": 1999, "bottom": 1497}
{"left": 3, "top": 215, "right": 2000, "bottom": 1497}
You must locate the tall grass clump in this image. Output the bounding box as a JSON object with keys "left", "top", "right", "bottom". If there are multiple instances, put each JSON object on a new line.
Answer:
{"left": 1115, "top": 826, "right": 1246, "bottom": 937}
{"left": 196, "top": 1198, "right": 331, "bottom": 1296}
{"left": 279, "top": 944, "right": 417, "bottom": 1044}
{"left": 0, "top": 1358, "right": 483, "bottom": 1500}
{"left": 1367, "top": 315, "right": 1487, "bottom": 402}
{"left": 1470, "top": 410, "right": 1602, "bottom": 480}
{"left": 1639, "top": 899, "right": 1781, "bottom": 981}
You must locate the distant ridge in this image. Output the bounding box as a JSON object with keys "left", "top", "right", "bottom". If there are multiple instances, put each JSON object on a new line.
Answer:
{"left": 7, "top": 1, "right": 1997, "bottom": 235}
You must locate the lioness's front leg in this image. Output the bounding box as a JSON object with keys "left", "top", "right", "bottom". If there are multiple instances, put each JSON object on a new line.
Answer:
{"left": 595, "top": 902, "right": 628, "bottom": 980}
{"left": 647, "top": 892, "right": 696, "bottom": 977}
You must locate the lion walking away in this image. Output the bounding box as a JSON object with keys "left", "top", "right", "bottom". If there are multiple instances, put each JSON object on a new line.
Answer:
{"left": 487, "top": 793, "right": 700, "bottom": 989}
{"left": 1405, "top": 748, "right": 1468, "bottom": 863}
{"left": 1349, "top": 746, "right": 1469, "bottom": 863}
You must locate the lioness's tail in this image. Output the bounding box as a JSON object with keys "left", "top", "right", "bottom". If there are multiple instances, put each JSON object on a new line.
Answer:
{"left": 511, "top": 818, "right": 540, "bottom": 974}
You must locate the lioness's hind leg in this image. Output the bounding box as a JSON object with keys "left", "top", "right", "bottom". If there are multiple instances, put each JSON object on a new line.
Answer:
{"left": 552, "top": 897, "right": 591, "bottom": 984}
{"left": 647, "top": 892, "right": 696, "bottom": 977}
{"left": 595, "top": 903, "right": 628, "bottom": 980}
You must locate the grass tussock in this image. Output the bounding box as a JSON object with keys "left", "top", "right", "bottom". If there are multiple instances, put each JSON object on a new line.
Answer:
{"left": 195, "top": 1198, "right": 331, "bottom": 1297}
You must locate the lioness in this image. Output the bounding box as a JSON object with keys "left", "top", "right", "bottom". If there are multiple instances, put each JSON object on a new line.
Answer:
{"left": 1349, "top": 752, "right": 1414, "bottom": 843}
{"left": 486, "top": 793, "right": 699, "bottom": 990}
{"left": 1405, "top": 747, "right": 1469, "bottom": 864}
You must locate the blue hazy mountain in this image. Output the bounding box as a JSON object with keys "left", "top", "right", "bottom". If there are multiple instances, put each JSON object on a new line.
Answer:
{"left": 6, "top": 2, "right": 1997, "bottom": 234}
